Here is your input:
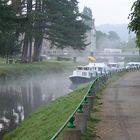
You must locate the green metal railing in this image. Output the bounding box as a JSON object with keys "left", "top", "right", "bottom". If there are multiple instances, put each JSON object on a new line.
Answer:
{"left": 50, "top": 76, "right": 102, "bottom": 140}
{"left": 50, "top": 67, "right": 139, "bottom": 139}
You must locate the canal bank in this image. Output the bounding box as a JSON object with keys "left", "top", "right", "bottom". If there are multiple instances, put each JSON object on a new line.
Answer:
{"left": 0, "top": 60, "right": 84, "bottom": 139}
{"left": 3, "top": 83, "right": 90, "bottom": 140}
{"left": 2, "top": 67, "right": 128, "bottom": 140}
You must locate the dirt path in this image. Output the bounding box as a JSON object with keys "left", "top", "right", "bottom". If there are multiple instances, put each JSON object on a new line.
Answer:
{"left": 96, "top": 71, "right": 140, "bottom": 140}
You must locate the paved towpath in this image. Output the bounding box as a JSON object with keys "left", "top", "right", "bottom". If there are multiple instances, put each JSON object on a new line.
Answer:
{"left": 96, "top": 71, "right": 140, "bottom": 140}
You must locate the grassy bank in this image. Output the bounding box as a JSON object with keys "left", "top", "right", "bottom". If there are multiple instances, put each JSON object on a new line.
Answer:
{"left": 0, "top": 60, "right": 83, "bottom": 78}
{"left": 3, "top": 83, "right": 91, "bottom": 140}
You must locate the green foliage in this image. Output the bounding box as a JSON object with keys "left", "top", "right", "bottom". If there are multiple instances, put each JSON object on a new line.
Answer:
{"left": 96, "top": 30, "right": 120, "bottom": 49}
{"left": 96, "top": 30, "right": 120, "bottom": 41}
{"left": 108, "top": 31, "right": 120, "bottom": 40}
{"left": 82, "top": 6, "right": 93, "bottom": 20}
{"left": 128, "top": 0, "right": 140, "bottom": 50}
{"left": 0, "top": 0, "right": 89, "bottom": 62}
{"left": 0, "top": 0, "right": 21, "bottom": 60}
{"left": 45, "top": 0, "right": 89, "bottom": 49}
{"left": 0, "top": 33, "right": 21, "bottom": 57}
{"left": 96, "top": 31, "right": 107, "bottom": 41}
{"left": 0, "top": 0, "right": 16, "bottom": 32}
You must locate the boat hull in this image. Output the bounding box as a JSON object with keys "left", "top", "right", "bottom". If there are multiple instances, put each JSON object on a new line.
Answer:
{"left": 69, "top": 76, "right": 93, "bottom": 84}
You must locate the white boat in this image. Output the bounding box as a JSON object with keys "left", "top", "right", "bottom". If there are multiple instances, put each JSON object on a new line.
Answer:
{"left": 88, "top": 63, "right": 109, "bottom": 76}
{"left": 107, "top": 62, "right": 125, "bottom": 72}
{"left": 126, "top": 62, "right": 140, "bottom": 69}
{"left": 107, "top": 62, "right": 119, "bottom": 72}
{"left": 69, "top": 65, "right": 96, "bottom": 84}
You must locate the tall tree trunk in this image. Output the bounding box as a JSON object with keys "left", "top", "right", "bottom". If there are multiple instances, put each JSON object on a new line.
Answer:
{"left": 29, "top": 37, "right": 32, "bottom": 62}
{"left": 32, "top": 0, "right": 43, "bottom": 61}
{"left": 21, "top": 33, "right": 29, "bottom": 62}
{"left": 21, "top": 0, "right": 33, "bottom": 63}
{"left": 33, "top": 35, "right": 43, "bottom": 61}
{"left": 6, "top": 54, "right": 9, "bottom": 64}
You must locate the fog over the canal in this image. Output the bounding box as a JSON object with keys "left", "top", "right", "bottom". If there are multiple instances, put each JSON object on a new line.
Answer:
{"left": 0, "top": 70, "right": 73, "bottom": 139}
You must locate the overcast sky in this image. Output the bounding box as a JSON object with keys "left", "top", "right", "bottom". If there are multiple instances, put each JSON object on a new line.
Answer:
{"left": 78, "top": 0, "right": 136, "bottom": 25}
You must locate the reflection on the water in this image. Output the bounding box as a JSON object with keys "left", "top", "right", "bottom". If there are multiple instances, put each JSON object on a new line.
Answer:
{"left": 0, "top": 73, "right": 71, "bottom": 139}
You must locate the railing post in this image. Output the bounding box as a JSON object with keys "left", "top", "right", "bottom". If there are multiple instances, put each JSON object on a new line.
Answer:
{"left": 62, "top": 128, "right": 81, "bottom": 140}
{"left": 62, "top": 117, "right": 81, "bottom": 140}
{"left": 96, "top": 78, "right": 100, "bottom": 91}
{"left": 86, "top": 91, "right": 94, "bottom": 111}
{"left": 74, "top": 105, "right": 87, "bottom": 133}
{"left": 82, "top": 99, "right": 90, "bottom": 119}
{"left": 92, "top": 87, "right": 96, "bottom": 97}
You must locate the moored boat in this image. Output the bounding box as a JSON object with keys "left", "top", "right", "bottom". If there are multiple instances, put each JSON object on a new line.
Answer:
{"left": 69, "top": 65, "right": 96, "bottom": 84}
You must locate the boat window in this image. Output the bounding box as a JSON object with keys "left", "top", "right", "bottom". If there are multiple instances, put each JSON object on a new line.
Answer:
{"left": 126, "top": 64, "right": 130, "bottom": 66}
{"left": 77, "top": 67, "right": 83, "bottom": 70}
{"left": 98, "top": 67, "right": 102, "bottom": 71}
{"left": 107, "top": 64, "right": 117, "bottom": 67}
{"left": 112, "top": 64, "right": 117, "bottom": 67}
{"left": 82, "top": 72, "right": 87, "bottom": 76}
{"left": 84, "top": 67, "right": 89, "bottom": 70}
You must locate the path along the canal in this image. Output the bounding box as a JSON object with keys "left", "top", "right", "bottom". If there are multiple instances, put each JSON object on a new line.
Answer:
{"left": 96, "top": 71, "right": 140, "bottom": 140}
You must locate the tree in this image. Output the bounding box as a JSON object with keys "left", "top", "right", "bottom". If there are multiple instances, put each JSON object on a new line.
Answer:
{"left": 45, "top": 0, "right": 89, "bottom": 50}
{"left": 108, "top": 31, "right": 120, "bottom": 40}
{"left": 0, "top": 33, "right": 21, "bottom": 63}
{"left": 96, "top": 30, "right": 121, "bottom": 49}
{"left": 0, "top": 0, "right": 21, "bottom": 63}
{"left": 0, "top": 0, "right": 89, "bottom": 62}
{"left": 128, "top": 0, "right": 140, "bottom": 54}
{"left": 0, "top": 0, "right": 16, "bottom": 32}
{"left": 82, "top": 6, "right": 92, "bottom": 19}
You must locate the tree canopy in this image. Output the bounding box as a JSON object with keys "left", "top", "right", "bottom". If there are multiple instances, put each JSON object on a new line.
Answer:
{"left": 0, "top": 0, "right": 89, "bottom": 62}
{"left": 128, "top": 0, "right": 140, "bottom": 51}
{"left": 96, "top": 30, "right": 120, "bottom": 49}
{"left": 45, "top": 0, "right": 89, "bottom": 49}
{"left": 0, "top": 0, "right": 21, "bottom": 62}
{"left": 82, "top": 6, "right": 92, "bottom": 20}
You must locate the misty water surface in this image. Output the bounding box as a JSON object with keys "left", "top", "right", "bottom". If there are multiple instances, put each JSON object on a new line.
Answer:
{"left": 0, "top": 71, "right": 73, "bottom": 139}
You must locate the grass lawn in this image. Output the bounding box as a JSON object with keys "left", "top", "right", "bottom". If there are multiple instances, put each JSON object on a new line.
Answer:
{"left": 3, "top": 83, "right": 91, "bottom": 140}
{"left": 0, "top": 60, "right": 84, "bottom": 77}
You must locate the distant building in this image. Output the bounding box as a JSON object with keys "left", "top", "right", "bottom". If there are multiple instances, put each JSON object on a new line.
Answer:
{"left": 104, "top": 48, "right": 122, "bottom": 53}
{"left": 84, "top": 19, "right": 96, "bottom": 56}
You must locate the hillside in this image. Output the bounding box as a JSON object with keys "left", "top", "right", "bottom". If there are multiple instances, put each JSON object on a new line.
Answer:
{"left": 96, "top": 24, "right": 135, "bottom": 41}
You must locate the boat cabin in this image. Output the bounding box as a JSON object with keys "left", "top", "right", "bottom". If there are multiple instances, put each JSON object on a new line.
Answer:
{"left": 72, "top": 66, "right": 95, "bottom": 78}
{"left": 88, "top": 63, "right": 108, "bottom": 75}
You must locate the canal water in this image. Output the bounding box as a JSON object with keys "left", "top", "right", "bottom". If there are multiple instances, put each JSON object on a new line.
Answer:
{"left": 0, "top": 71, "right": 73, "bottom": 139}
